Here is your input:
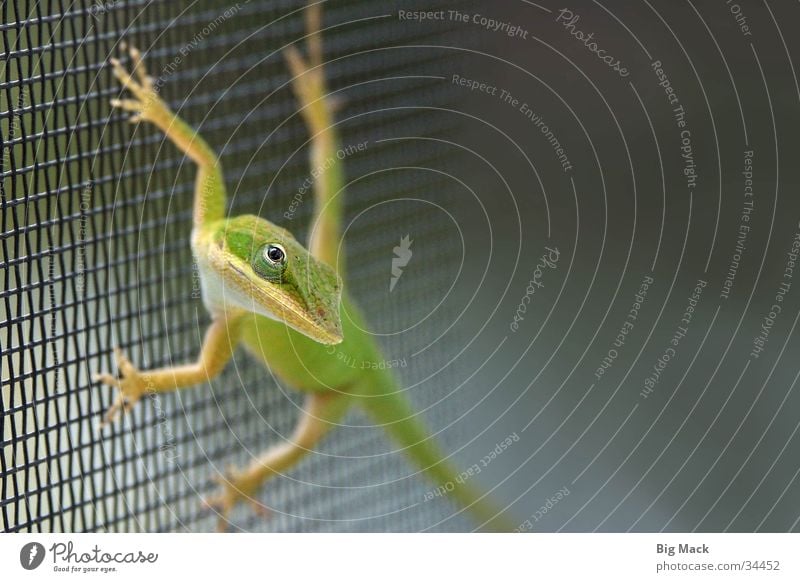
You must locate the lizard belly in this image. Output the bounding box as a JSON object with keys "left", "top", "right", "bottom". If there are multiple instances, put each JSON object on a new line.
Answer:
{"left": 238, "top": 296, "right": 381, "bottom": 392}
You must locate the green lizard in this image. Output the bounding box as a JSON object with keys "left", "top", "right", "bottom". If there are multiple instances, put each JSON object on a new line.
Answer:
{"left": 95, "top": 4, "right": 513, "bottom": 532}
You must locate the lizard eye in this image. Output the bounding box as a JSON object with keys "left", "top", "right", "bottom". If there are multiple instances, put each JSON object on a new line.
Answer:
{"left": 265, "top": 243, "right": 286, "bottom": 265}
{"left": 252, "top": 243, "right": 287, "bottom": 281}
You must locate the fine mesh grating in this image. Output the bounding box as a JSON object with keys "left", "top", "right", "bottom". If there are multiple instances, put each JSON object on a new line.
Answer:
{"left": 1, "top": 0, "right": 484, "bottom": 532}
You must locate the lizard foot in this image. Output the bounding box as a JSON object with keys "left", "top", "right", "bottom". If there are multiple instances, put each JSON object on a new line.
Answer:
{"left": 204, "top": 464, "right": 270, "bottom": 532}
{"left": 94, "top": 347, "right": 149, "bottom": 427}
{"left": 108, "top": 43, "right": 168, "bottom": 124}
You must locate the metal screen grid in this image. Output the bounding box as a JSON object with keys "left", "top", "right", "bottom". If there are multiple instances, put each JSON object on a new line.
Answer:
{"left": 1, "top": 0, "right": 483, "bottom": 532}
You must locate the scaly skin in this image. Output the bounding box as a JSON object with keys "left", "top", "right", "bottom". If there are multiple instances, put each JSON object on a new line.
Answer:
{"left": 96, "top": 4, "right": 513, "bottom": 532}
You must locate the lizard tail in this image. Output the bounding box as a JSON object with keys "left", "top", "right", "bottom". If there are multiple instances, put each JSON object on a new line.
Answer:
{"left": 354, "top": 375, "right": 515, "bottom": 532}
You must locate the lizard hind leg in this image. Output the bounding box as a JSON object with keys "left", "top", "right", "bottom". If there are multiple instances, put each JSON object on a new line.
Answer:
{"left": 205, "top": 391, "right": 351, "bottom": 531}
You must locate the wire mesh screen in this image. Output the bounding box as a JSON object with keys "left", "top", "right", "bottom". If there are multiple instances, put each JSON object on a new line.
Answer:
{"left": 1, "top": 0, "right": 486, "bottom": 532}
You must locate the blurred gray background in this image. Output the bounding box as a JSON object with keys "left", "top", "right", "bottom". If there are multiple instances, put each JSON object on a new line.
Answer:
{"left": 449, "top": 0, "right": 800, "bottom": 532}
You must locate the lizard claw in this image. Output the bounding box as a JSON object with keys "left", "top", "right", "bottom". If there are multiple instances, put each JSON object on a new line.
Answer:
{"left": 95, "top": 347, "right": 149, "bottom": 427}
{"left": 203, "top": 465, "right": 270, "bottom": 532}
{"left": 109, "top": 43, "right": 166, "bottom": 123}
{"left": 127, "top": 44, "right": 155, "bottom": 91}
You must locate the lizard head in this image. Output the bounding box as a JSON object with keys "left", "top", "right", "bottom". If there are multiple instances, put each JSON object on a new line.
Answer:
{"left": 200, "top": 215, "right": 343, "bottom": 345}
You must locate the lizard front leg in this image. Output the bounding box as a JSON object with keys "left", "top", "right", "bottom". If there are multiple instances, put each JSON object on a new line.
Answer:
{"left": 108, "top": 43, "right": 226, "bottom": 228}
{"left": 205, "top": 391, "right": 351, "bottom": 531}
{"left": 95, "top": 312, "right": 243, "bottom": 426}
